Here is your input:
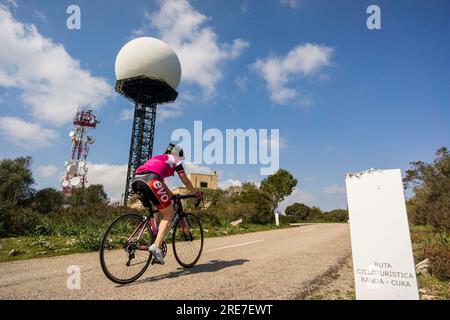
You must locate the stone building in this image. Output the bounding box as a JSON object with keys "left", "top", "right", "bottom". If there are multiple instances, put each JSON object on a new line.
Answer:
{"left": 171, "top": 171, "right": 219, "bottom": 195}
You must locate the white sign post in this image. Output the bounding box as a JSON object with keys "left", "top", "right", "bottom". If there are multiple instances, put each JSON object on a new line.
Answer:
{"left": 345, "top": 169, "right": 419, "bottom": 300}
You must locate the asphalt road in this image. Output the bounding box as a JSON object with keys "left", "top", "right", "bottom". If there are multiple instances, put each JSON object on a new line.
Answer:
{"left": 0, "top": 223, "right": 350, "bottom": 300}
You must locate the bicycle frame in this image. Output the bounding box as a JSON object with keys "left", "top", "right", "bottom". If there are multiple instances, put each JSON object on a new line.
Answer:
{"left": 125, "top": 215, "right": 155, "bottom": 251}
{"left": 125, "top": 197, "right": 191, "bottom": 251}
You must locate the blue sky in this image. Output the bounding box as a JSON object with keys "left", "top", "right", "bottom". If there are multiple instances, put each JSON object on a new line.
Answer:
{"left": 0, "top": 0, "right": 449, "bottom": 210}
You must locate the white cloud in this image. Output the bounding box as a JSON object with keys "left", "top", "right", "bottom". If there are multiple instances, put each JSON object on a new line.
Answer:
{"left": 222, "top": 39, "right": 250, "bottom": 60}
{"left": 184, "top": 162, "right": 214, "bottom": 174}
{"left": 86, "top": 162, "right": 127, "bottom": 202}
{"left": 252, "top": 43, "right": 333, "bottom": 104}
{"left": 120, "top": 101, "right": 183, "bottom": 122}
{"left": 280, "top": 0, "right": 300, "bottom": 9}
{"left": 119, "top": 108, "right": 134, "bottom": 121}
{"left": 0, "top": 116, "right": 58, "bottom": 148}
{"left": 157, "top": 101, "right": 183, "bottom": 122}
{"left": 234, "top": 76, "right": 247, "bottom": 91}
{"left": 160, "top": 90, "right": 199, "bottom": 121}
{"left": 0, "top": 6, "right": 113, "bottom": 126}
{"left": 139, "top": 0, "right": 249, "bottom": 96}
{"left": 36, "top": 164, "right": 58, "bottom": 178}
{"left": 323, "top": 185, "right": 346, "bottom": 195}
{"left": 277, "top": 188, "right": 317, "bottom": 213}
{"left": 219, "top": 179, "right": 242, "bottom": 189}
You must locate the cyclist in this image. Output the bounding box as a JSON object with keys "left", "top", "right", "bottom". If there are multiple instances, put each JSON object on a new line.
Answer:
{"left": 131, "top": 143, "right": 202, "bottom": 265}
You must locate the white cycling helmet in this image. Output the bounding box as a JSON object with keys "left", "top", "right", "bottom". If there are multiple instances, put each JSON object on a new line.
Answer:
{"left": 166, "top": 143, "right": 185, "bottom": 160}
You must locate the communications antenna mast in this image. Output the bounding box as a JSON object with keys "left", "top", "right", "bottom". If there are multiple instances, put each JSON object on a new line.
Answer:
{"left": 61, "top": 107, "right": 99, "bottom": 195}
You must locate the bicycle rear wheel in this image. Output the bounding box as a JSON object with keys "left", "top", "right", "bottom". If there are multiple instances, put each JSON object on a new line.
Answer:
{"left": 99, "top": 214, "right": 152, "bottom": 284}
{"left": 172, "top": 213, "right": 204, "bottom": 268}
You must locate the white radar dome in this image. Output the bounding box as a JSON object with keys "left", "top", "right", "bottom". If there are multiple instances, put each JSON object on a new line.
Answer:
{"left": 115, "top": 37, "right": 181, "bottom": 90}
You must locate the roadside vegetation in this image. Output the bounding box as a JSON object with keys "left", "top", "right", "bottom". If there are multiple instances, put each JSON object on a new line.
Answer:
{"left": 404, "top": 147, "right": 450, "bottom": 298}
{"left": 0, "top": 159, "right": 343, "bottom": 262}
{"left": 1, "top": 148, "right": 448, "bottom": 300}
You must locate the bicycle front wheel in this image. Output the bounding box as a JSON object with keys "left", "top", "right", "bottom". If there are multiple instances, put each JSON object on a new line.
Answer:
{"left": 172, "top": 213, "right": 204, "bottom": 268}
{"left": 99, "top": 214, "right": 152, "bottom": 284}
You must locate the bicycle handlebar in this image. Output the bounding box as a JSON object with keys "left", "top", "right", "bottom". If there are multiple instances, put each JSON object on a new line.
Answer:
{"left": 172, "top": 192, "right": 204, "bottom": 207}
{"left": 171, "top": 194, "right": 195, "bottom": 200}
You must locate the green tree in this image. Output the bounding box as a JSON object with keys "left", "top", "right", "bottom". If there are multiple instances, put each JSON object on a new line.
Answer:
{"left": 0, "top": 157, "right": 35, "bottom": 204}
{"left": 404, "top": 147, "right": 450, "bottom": 231}
{"left": 260, "top": 169, "right": 297, "bottom": 215}
{"left": 307, "top": 206, "right": 323, "bottom": 221}
{"left": 84, "top": 184, "right": 109, "bottom": 205}
{"left": 67, "top": 184, "right": 109, "bottom": 207}
{"left": 235, "top": 182, "right": 272, "bottom": 224}
{"left": 285, "top": 203, "right": 310, "bottom": 220}
{"left": 32, "top": 188, "right": 64, "bottom": 214}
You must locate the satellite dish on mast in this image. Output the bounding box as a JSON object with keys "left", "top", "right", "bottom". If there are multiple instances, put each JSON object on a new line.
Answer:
{"left": 61, "top": 180, "right": 70, "bottom": 188}
{"left": 70, "top": 176, "right": 81, "bottom": 187}
{"left": 115, "top": 37, "right": 182, "bottom": 91}
{"left": 67, "top": 164, "right": 77, "bottom": 175}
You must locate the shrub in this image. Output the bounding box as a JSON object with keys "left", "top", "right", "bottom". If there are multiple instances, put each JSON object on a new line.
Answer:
{"left": 418, "top": 243, "right": 450, "bottom": 280}
{"left": 66, "top": 185, "right": 109, "bottom": 207}
{"left": 30, "top": 204, "right": 141, "bottom": 239}
{"left": 285, "top": 203, "right": 310, "bottom": 221}
{"left": 281, "top": 214, "right": 305, "bottom": 224}
{"left": 77, "top": 228, "right": 104, "bottom": 251}
{"left": 188, "top": 187, "right": 273, "bottom": 225}
{"left": 194, "top": 209, "right": 222, "bottom": 226}
{"left": 31, "top": 188, "right": 64, "bottom": 214}
{"left": 323, "top": 209, "right": 349, "bottom": 222}
{"left": 0, "top": 201, "right": 40, "bottom": 237}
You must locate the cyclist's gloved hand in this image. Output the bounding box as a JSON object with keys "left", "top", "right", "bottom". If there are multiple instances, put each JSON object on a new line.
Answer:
{"left": 195, "top": 191, "right": 203, "bottom": 199}
{"left": 194, "top": 192, "right": 203, "bottom": 207}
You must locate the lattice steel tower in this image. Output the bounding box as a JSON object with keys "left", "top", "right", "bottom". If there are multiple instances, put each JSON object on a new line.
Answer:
{"left": 115, "top": 76, "right": 178, "bottom": 204}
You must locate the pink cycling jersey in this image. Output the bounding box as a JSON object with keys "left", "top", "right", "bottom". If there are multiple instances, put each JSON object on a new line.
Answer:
{"left": 135, "top": 154, "right": 185, "bottom": 179}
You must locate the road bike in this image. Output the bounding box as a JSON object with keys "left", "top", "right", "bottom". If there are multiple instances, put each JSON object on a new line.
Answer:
{"left": 99, "top": 194, "right": 204, "bottom": 284}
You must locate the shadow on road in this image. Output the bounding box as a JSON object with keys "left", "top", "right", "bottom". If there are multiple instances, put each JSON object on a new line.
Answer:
{"left": 119, "top": 259, "right": 249, "bottom": 287}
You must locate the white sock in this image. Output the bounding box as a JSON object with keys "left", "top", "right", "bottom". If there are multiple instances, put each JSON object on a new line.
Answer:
{"left": 150, "top": 244, "right": 161, "bottom": 252}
